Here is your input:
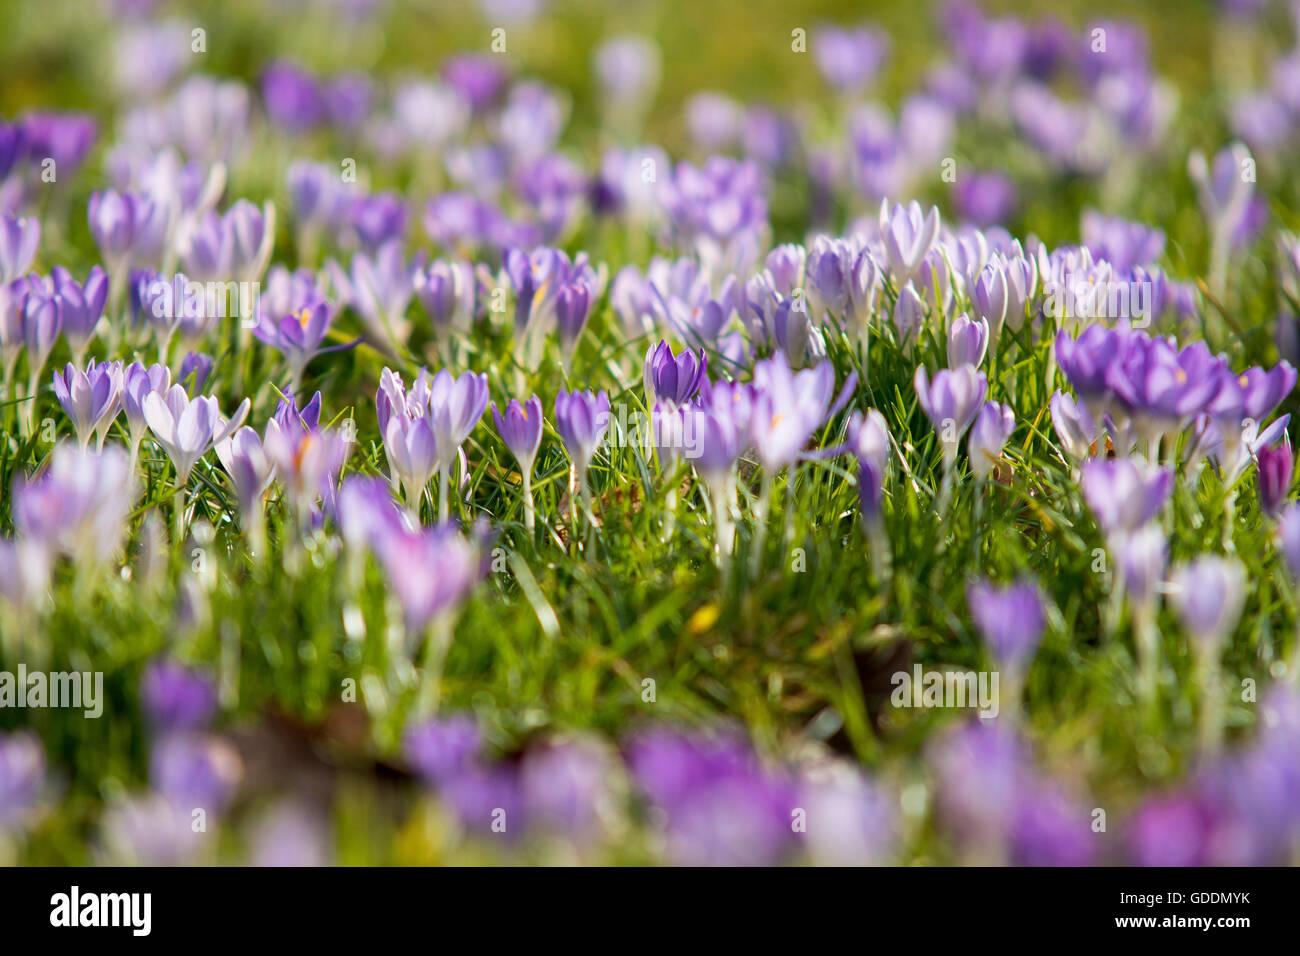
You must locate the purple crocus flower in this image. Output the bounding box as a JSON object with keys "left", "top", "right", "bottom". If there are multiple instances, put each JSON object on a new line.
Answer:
{"left": 968, "top": 401, "right": 1015, "bottom": 479}
{"left": 442, "top": 55, "right": 508, "bottom": 113}
{"left": 404, "top": 714, "right": 483, "bottom": 785}
{"left": 87, "top": 190, "right": 166, "bottom": 276}
{"left": 327, "top": 240, "right": 425, "bottom": 354}
{"left": 1049, "top": 391, "right": 1097, "bottom": 462}
{"left": 749, "top": 353, "right": 853, "bottom": 470}
{"left": 913, "top": 364, "right": 987, "bottom": 463}
{"left": 555, "top": 280, "right": 593, "bottom": 364}
{"left": 893, "top": 282, "right": 925, "bottom": 349}
{"left": 967, "top": 579, "right": 1046, "bottom": 674}
{"left": 644, "top": 340, "right": 708, "bottom": 408}
{"left": 414, "top": 259, "right": 476, "bottom": 342}
{"left": 953, "top": 172, "right": 1016, "bottom": 228}
{"left": 492, "top": 395, "right": 544, "bottom": 476}
{"left": 554, "top": 388, "right": 611, "bottom": 486}
{"left": 1277, "top": 503, "right": 1300, "bottom": 581}
{"left": 1118, "top": 525, "right": 1168, "bottom": 607}
{"left": 1081, "top": 457, "right": 1172, "bottom": 540}
{"left": 178, "top": 350, "right": 213, "bottom": 393}
{"left": 1257, "top": 443, "right": 1294, "bottom": 517}
{"left": 252, "top": 301, "right": 333, "bottom": 386}
{"left": 12, "top": 444, "right": 136, "bottom": 564}
{"left": 214, "top": 425, "right": 275, "bottom": 519}
{"left": 947, "top": 312, "right": 989, "bottom": 368}
{"left": 427, "top": 368, "right": 489, "bottom": 479}
{"left": 150, "top": 732, "right": 242, "bottom": 816}
{"left": 262, "top": 61, "right": 327, "bottom": 132}
{"left": 52, "top": 359, "right": 124, "bottom": 449}
{"left": 21, "top": 111, "right": 96, "bottom": 175}
{"left": 0, "top": 732, "right": 44, "bottom": 831}
{"left": 47, "top": 266, "right": 109, "bottom": 363}
{"left": 182, "top": 200, "right": 275, "bottom": 283}
{"left": 141, "top": 660, "right": 218, "bottom": 733}
{"left": 382, "top": 411, "right": 439, "bottom": 507}
{"left": 520, "top": 738, "right": 617, "bottom": 843}
{"left": 0, "top": 213, "right": 40, "bottom": 283}
{"left": 372, "top": 521, "right": 487, "bottom": 634}
{"left": 972, "top": 260, "right": 1008, "bottom": 334}
{"left": 814, "top": 25, "right": 890, "bottom": 93}
{"left": 1170, "top": 556, "right": 1246, "bottom": 653}
{"left": 122, "top": 361, "right": 170, "bottom": 462}
{"left": 348, "top": 192, "right": 407, "bottom": 252}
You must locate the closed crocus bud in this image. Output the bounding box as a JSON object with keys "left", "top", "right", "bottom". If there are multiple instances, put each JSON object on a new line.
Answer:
{"left": 0, "top": 213, "right": 40, "bottom": 283}
{"left": 858, "top": 457, "right": 885, "bottom": 522}
{"left": 141, "top": 660, "right": 218, "bottom": 732}
{"left": 122, "top": 362, "right": 170, "bottom": 451}
{"left": 913, "top": 364, "right": 987, "bottom": 463}
{"left": 51, "top": 266, "right": 108, "bottom": 361}
{"left": 847, "top": 408, "right": 890, "bottom": 477}
{"left": 1119, "top": 525, "right": 1168, "bottom": 608}
{"left": 1049, "top": 390, "right": 1096, "bottom": 462}
{"left": 893, "top": 281, "right": 925, "bottom": 348}
{"left": 968, "top": 401, "right": 1015, "bottom": 479}
{"left": 1277, "top": 503, "right": 1300, "bottom": 581}
{"left": 492, "top": 395, "right": 544, "bottom": 475}
{"left": 972, "top": 260, "right": 1008, "bottom": 334}
{"left": 1169, "top": 556, "right": 1245, "bottom": 654}
{"left": 947, "top": 312, "right": 989, "bottom": 368}
{"left": 1257, "top": 443, "right": 1294, "bottom": 517}
{"left": 967, "top": 578, "right": 1046, "bottom": 674}
{"left": 644, "top": 339, "right": 707, "bottom": 408}
{"left": 1002, "top": 252, "right": 1037, "bottom": 332}
{"left": 1081, "top": 458, "right": 1173, "bottom": 540}
{"left": 879, "top": 199, "right": 941, "bottom": 282}
{"left": 415, "top": 259, "right": 476, "bottom": 335}
{"left": 555, "top": 281, "right": 593, "bottom": 362}
{"left": 554, "top": 388, "right": 611, "bottom": 478}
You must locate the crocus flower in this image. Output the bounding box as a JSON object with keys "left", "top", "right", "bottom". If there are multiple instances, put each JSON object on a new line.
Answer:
{"left": 1049, "top": 391, "right": 1097, "bottom": 462}
{"left": 143, "top": 385, "right": 250, "bottom": 485}
{"left": 414, "top": 259, "right": 476, "bottom": 345}
{"left": 972, "top": 260, "right": 1008, "bottom": 336}
{"left": 252, "top": 301, "right": 334, "bottom": 386}
{"left": 967, "top": 579, "right": 1046, "bottom": 675}
{"left": 749, "top": 354, "right": 852, "bottom": 470}
{"left": 798, "top": 762, "right": 897, "bottom": 866}
{"left": 122, "top": 361, "right": 171, "bottom": 464}
{"left": 1277, "top": 503, "right": 1300, "bottom": 580}
{"left": 426, "top": 368, "right": 489, "bottom": 515}
{"left": 493, "top": 395, "right": 544, "bottom": 531}
{"left": 327, "top": 240, "right": 425, "bottom": 354}
{"left": 814, "top": 25, "right": 890, "bottom": 93}
{"left": 554, "top": 388, "right": 611, "bottom": 505}
{"left": 87, "top": 190, "right": 166, "bottom": 277}
{"left": 913, "top": 364, "right": 987, "bottom": 463}
{"left": 1257, "top": 443, "right": 1294, "bottom": 517}
{"left": 51, "top": 359, "right": 123, "bottom": 450}
{"left": 382, "top": 413, "right": 439, "bottom": 509}
{"left": 177, "top": 350, "right": 213, "bottom": 393}
{"left": 373, "top": 521, "right": 487, "bottom": 635}
{"left": 555, "top": 280, "right": 593, "bottom": 364}
{"left": 0, "top": 732, "right": 45, "bottom": 832}
{"left": 215, "top": 426, "right": 275, "bottom": 519}
{"left": 1170, "top": 556, "right": 1245, "bottom": 653}
{"left": 0, "top": 213, "right": 40, "bottom": 283}
{"left": 520, "top": 737, "right": 619, "bottom": 843}
{"left": 182, "top": 199, "right": 276, "bottom": 283}
{"left": 404, "top": 714, "right": 483, "bottom": 785}
{"left": 141, "top": 660, "right": 218, "bottom": 733}
{"left": 644, "top": 340, "right": 708, "bottom": 408}
{"left": 1081, "top": 457, "right": 1172, "bottom": 541}
{"left": 263, "top": 410, "right": 349, "bottom": 527}
{"left": 880, "top": 199, "right": 941, "bottom": 282}
{"left": 893, "top": 282, "right": 925, "bottom": 349}
{"left": 947, "top": 313, "right": 989, "bottom": 368}
{"left": 40, "top": 266, "right": 109, "bottom": 364}
{"left": 969, "top": 401, "right": 1015, "bottom": 480}
{"left": 1118, "top": 524, "right": 1168, "bottom": 608}
{"left": 12, "top": 444, "right": 136, "bottom": 564}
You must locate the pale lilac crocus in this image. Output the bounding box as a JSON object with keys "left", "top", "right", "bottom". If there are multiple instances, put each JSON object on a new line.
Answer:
{"left": 383, "top": 412, "right": 439, "bottom": 512}
{"left": 51, "top": 359, "right": 123, "bottom": 450}
{"left": 555, "top": 388, "right": 611, "bottom": 521}
{"left": 686, "top": 402, "right": 743, "bottom": 567}
{"left": 1171, "top": 555, "right": 1245, "bottom": 749}
{"left": 1081, "top": 457, "right": 1172, "bottom": 543}
{"left": 1119, "top": 524, "right": 1169, "bottom": 707}
{"left": 122, "top": 361, "right": 171, "bottom": 468}
{"left": 328, "top": 240, "right": 426, "bottom": 354}
{"left": 492, "top": 395, "right": 544, "bottom": 532}
{"left": 215, "top": 426, "right": 274, "bottom": 557}
{"left": 1257, "top": 443, "right": 1294, "bottom": 518}
{"left": 879, "top": 199, "right": 941, "bottom": 282}
{"left": 252, "top": 301, "right": 334, "bottom": 389}
{"left": 1050, "top": 390, "right": 1097, "bottom": 463}
{"left": 947, "top": 313, "right": 989, "bottom": 368}
{"left": 913, "top": 364, "right": 987, "bottom": 465}
{"left": 427, "top": 369, "right": 489, "bottom": 521}
{"left": 969, "top": 401, "right": 1015, "bottom": 480}
{"left": 143, "top": 385, "right": 248, "bottom": 486}
{"left": 968, "top": 578, "right": 1046, "bottom": 712}
{"left": 0, "top": 213, "right": 40, "bottom": 283}
{"left": 12, "top": 444, "right": 136, "bottom": 565}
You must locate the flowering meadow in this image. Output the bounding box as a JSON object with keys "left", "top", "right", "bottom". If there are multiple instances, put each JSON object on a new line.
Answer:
{"left": 1, "top": 0, "right": 1300, "bottom": 869}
